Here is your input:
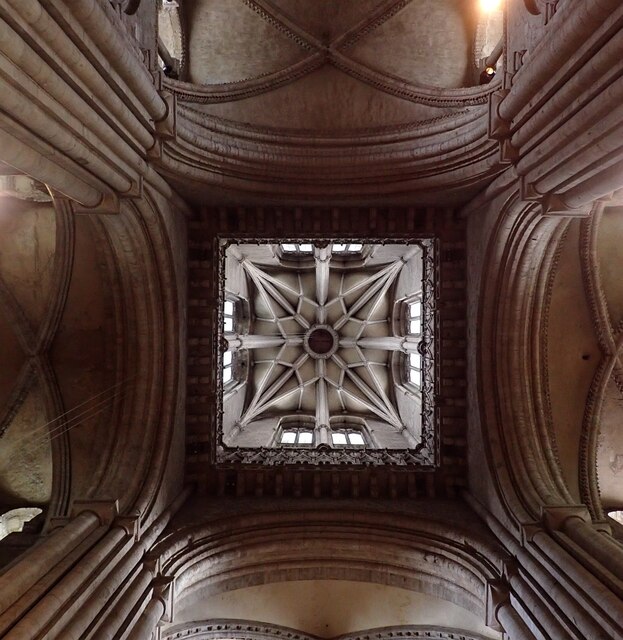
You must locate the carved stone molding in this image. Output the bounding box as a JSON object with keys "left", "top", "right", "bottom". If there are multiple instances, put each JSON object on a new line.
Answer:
{"left": 164, "top": 622, "right": 493, "bottom": 640}
{"left": 162, "top": 104, "right": 499, "bottom": 203}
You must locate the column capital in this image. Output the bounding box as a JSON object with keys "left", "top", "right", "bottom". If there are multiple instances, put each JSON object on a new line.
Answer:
{"left": 71, "top": 499, "right": 119, "bottom": 526}
{"left": 542, "top": 505, "right": 591, "bottom": 533}
{"left": 485, "top": 578, "right": 508, "bottom": 632}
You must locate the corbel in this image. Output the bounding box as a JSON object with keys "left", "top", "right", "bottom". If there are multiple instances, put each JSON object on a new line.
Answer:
{"left": 155, "top": 90, "right": 177, "bottom": 140}
{"left": 540, "top": 193, "right": 591, "bottom": 218}
{"left": 71, "top": 499, "right": 119, "bottom": 526}
{"left": 500, "top": 139, "right": 519, "bottom": 164}
{"left": 488, "top": 89, "right": 510, "bottom": 141}
{"left": 153, "top": 575, "right": 175, "bottom": 623}
{"left": 115, "top": 513, "right": 141, "bottom": 540}
{"left": 485, "top": 578, "right": 509, "bottom": 632}
{"left": 520, "top": 520, "right": 543, "bottom": 545}
{"left": 542, "top": 505, "right": 591, "bottom": 533}
{"left": 520, "top": 175, "right": 541, "bottom": 202}
{"left": 72, "top": 191, "right": 120, "bottom": 215}
{"left": 144, "top": 552, "right": 161, "bottom": 576}
{"left": 520, "top": 179, "right": 592, "bottom": 217}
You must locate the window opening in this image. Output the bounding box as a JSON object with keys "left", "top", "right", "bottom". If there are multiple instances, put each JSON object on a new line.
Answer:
{"left": 279, "top": 427, "right": 314, "bottom": 446}
{"left": 407, "top": 299, "right": 422, "bottom": 336}
{"left": 332, "top": 243, "right": 363, "bottom": 254}
{"left": 408, "top": 352, "right": 422, "bottom": 387}
{"left": 609, "top": 510, "right": 623, "bottom": 525}
{"left": 331, "top": 428, "right": 366, "bottom": 447}
{"left": 281, "top": 243, "right": 313, "bottom": 254}
{"left": 223, "top": 299, "right": 235, "bottom": 333}
{"left": 223, "top": 350, "right": 233, "bottom": 383}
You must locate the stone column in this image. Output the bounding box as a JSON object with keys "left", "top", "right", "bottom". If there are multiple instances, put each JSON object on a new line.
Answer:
{"left": 126, "top": 577, "right": 173, "bottom": 640}
{"left": 126, "top": 598, "right": 165, "bottom": 640}
{"left": 0, "top": 508, "right": 102, "bottom": 635}
{"left": 1, "top": 501, "right": 120, "bottom": 639}
{"left": 495, "top": 603, "right": 536, "bottom": 640}
{"left": 487, "top": 579, "right": 537, "bottom": 640}
{"left": 543, "top": 506, "right": 623, "bottom": 589}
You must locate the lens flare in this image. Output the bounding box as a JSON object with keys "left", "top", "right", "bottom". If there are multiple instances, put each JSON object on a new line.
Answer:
{"left": 479, "top": 0, "right": 502, "bottom": 12}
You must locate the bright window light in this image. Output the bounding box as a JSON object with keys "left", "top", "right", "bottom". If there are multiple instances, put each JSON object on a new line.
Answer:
{"left": 409, "top": 302, "right": 421, "bottom": 316}
{"left": 282, "top": 244, "right": 297, "bottom": 252}
{"left": 479, "top": 0, "right": 501, "bottom": 12}
{"left": 223, "top": 351, "right": 232, "bottom": 366}
{"left": 223, "top": 299, "right": 235, "bottom": 333}
{"left": 223, "top": 367, "right": 232, "bottom": 383}
{"left": 299, "top": 244, "right": 313, "bottom": 252}
{"left": 410, "top": 319, "right": 421, "bottom": 334}
{"left": 609, "top": 510, "right": 623, "bottom": 524}
{"left": 332, "top": 243, "right": 363, "bottom": 254}
{"left": 298, "top": 431, "right": 313, "bottom": 444}
{"left": 348, "top": 432, "right": 365, "bottom": 446}
{"left": 409, "top": 369, "right": 421, "bottom": 385}
{"left": 281, "top": 431, "right": 296, "bottom": 444}
{"left": 409, "top": 353, "right": 421, "bottom": 368}
{"left": 332, "top": 432, "right": 347, "bottom": 445}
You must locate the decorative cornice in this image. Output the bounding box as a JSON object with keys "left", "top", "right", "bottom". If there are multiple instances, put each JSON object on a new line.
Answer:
{"left": 164, "top": 622, "right": 492, "bottom": 640}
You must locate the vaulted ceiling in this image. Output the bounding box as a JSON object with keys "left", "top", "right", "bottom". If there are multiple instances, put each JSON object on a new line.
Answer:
{"left": 158, "top": 0, "right": 505, "bottom": 204}
{"left": 222, "top": 243, "right": 427, "bottom": 455}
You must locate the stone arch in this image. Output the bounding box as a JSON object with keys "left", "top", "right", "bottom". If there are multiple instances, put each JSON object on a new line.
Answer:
{"left": 155, "top": 509, "right": 506, "bottom": 629}
{"left": 474, "top": 190, "right": 577, "bottom": 524}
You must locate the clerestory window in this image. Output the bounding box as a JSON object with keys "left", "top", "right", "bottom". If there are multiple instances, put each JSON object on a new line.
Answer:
{"left": 407, "top": 351, "right": 422, "bottom": 387}
{"left": 223, "top": 349, "right": 234, "bottom": 384}
{"left": 280, "top": 243, "right": 313, "bottom": 254}
{"left": 331, "top": 428, "right": 366, "bottom": 448}
{"left": 332, "top": 243, "right": 363, "bottom": 254}
{"left": 407, "top": 298, "right": 422, "bottom": 337}
{"left": 279, "top": 427, "right": 314, "bottom": 446}
{"left": 223, "top": 299, "right": 236, "bottom": 333}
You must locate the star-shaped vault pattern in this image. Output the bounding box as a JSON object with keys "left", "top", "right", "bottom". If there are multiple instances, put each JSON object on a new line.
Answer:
{"left": 217, "top": 241, "right": 436, "bottom": 467}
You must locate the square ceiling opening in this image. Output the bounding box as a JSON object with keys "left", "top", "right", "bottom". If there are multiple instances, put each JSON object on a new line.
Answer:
{"left": 215, "top": 239, "right": 436, "bottom": 467}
